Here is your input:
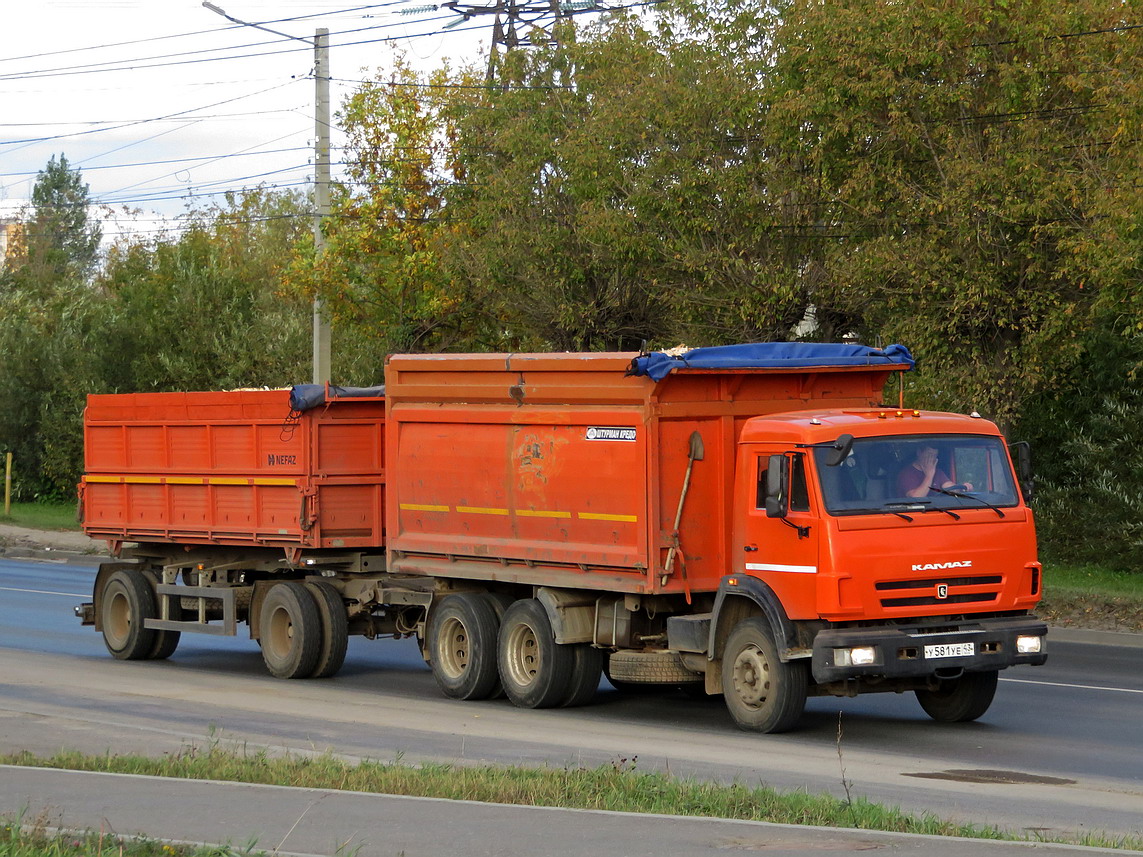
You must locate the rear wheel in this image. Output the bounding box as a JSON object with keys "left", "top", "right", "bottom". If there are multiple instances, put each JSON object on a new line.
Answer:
{"left": 497, "top": 598, "right": 574, "bottom": 709}
{"left": 916, "top": 670, "right": 998, "bottom": 722}
{"left": 560, "top": 644, "right": 603, "bottom": 707}
{"left": 259, "top": 582, "right": 321, "bottom": 679}
{"left": 305, "top": 581, "right": 349, "bottom": 679}
{"left": 143, "top": 569, "right": 180, "bottom": 661}
{"left": 100, "top": 568, "right": 158, "bottom": 661}
{"left": 721, "top": 618, "right": 808, "bottom": 734}
{"left": 427, "top": 593, "right": 502, "bottom": 700}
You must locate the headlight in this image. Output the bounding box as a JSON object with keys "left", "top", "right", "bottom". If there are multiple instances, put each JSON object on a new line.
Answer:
{"left": 1016, "top": 635, "right": 1043, "bottom": 654}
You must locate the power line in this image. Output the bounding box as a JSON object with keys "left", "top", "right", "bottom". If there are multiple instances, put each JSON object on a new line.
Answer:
{"left": 0, "top": 80, "right": 303, "bottom": 149}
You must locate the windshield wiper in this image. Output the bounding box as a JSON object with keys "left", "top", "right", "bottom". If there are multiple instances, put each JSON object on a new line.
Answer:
{"left": 929, "top": 486, "right": 1005, "bottom": 518}
{"left": 926, "top": 506, "right": 961, "bottom": 520}
{"left": 883, "top": 501, "right": 929, "bottom": 523}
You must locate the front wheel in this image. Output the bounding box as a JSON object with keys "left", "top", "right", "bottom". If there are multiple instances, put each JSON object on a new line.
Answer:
{"left": 721, "top": 618, "right": 808, "bottom": 734}
{"left": 916, "top": 670, "right": 998, "bottom": 722}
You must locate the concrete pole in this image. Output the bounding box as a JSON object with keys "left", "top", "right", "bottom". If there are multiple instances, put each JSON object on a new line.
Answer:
{"left": 312, "top": 28, "right": 332, "bottom": 385}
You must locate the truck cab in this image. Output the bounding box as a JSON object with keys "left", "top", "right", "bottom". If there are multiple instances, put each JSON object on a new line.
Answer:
{"left": 717, "top": 408, "right": 1046, "bottom": 731}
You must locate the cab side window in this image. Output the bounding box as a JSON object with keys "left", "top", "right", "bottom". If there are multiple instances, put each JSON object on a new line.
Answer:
{"left": 790, "top": 454, "right": 810, "bottom": 512}
{"left": 755, "top": 454, "right": 810, "bottom": 512}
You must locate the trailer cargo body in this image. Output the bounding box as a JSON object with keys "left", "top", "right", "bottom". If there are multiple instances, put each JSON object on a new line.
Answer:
{"left": 76, "top": 344, "right": 1047, "bottom": 732}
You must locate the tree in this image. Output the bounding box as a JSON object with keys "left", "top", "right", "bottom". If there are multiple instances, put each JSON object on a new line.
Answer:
{"left": 742, "top": 0, "right": 1142, "bottom": 428}
{"left": 287, "top": 55, "right": 488, "bottom": 358}
{"left": 11, "top": 154, "right": 103, "bottom": 290}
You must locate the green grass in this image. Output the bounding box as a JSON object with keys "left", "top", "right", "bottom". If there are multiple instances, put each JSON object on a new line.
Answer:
{"left": 1, "top": 811, "right": 260, "bottom": 857}
{"left": 1039, "top": 561, "right": 1143, "bottom": 633}
{"left": 4, "top": 747, "right": 1143, "bottom": 851}
{"left": 0, "top": 502, "right": 79, "bottom": 532}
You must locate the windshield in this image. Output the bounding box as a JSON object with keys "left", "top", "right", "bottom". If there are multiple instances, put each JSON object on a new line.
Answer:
{"left": 811, "top": 434, "right": 1020, "bottom": 516}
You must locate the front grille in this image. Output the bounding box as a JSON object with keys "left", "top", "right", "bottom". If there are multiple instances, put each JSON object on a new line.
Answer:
{"left": 876, "top": 575, "right": 1002, "bottom": 590}
{"left": 877, "top": 575, "right": 1002, "bottom": 609}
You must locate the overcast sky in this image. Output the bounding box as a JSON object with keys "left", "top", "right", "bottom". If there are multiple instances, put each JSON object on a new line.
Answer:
{"left": 1, "top": 0, "right": 495, "bottom": 238}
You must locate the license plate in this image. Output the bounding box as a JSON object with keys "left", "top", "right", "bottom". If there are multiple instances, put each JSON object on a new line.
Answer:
{"left": 924, "top": 642, "right": 975, "bottom": 659}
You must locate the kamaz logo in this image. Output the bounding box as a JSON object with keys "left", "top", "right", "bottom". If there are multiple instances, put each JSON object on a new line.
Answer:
{"left": 911, "top": 560, "right": 973, "bottom": 571}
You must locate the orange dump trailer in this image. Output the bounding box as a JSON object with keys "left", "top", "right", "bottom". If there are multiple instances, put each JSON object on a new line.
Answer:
{"left": 76, "top": 343, "right": 1047, "bottom": 732}
{"left": 81, "top": 388, "right": 385, "bottom": 559}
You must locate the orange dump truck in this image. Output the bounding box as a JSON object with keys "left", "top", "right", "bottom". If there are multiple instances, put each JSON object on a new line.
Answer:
{"left": 77, "top": 343, "right": 1047, "bottom": 732}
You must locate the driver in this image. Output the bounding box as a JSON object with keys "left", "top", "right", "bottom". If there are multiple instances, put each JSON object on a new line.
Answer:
{"left": 897, "top": 445, "right": 973, "bottom": 498}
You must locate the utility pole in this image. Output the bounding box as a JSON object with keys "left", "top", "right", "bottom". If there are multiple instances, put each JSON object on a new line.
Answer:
{"left": 441, "top": 0, "right": 602, "bottom": 83}
{"left": 202, "top": 3, "right": 332, "bottom": 384}
{"left": 311, "top": 28, "right": 331, "bottom": 385}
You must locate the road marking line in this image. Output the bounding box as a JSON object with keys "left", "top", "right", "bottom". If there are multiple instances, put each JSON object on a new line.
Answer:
{"left": 1000, "top": 677, "right": 1143, "bottom": 695}
{"left": 0, "top": 586, "right": 86, "bottom": 598}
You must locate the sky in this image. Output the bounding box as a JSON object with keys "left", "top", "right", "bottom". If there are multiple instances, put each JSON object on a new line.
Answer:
{"left": 0, "top": 0, "right": 499, "bottom": 241}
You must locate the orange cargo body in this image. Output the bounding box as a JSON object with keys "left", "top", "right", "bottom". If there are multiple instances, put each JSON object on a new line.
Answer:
{"left": 81, "top": 388, "right": 385, "bottom": 552}
{"left": 384, "top": 351, "right": 903, "bottom": 595}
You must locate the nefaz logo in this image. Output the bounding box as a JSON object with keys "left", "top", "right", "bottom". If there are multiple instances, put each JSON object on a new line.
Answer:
{"left": 267, "top": 454, "right": 298, "bottom": 466}
{"left": 911, "top": 560, "right": 973, "bottom": 572}
{"left": 585, "top": 426, "right": 637, "bottom": 442}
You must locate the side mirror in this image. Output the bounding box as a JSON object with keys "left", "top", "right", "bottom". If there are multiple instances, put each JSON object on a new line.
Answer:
{"left": 1011, "top": 441, "right": 1034, "bottom": 502}
{"left": 825, "top": 433, "right": 855, "bottom": 467}
{"left": 764, "top": 454, "right": 789, "bottom": 518}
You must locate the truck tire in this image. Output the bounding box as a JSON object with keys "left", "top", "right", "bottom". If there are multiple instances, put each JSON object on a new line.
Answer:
{"left": 607, "top": 650, "right": 702, "bottom": 685}
{"left": 497, "top": 598, "right": 574, "bottom": 709}
{"left": 916, "top": 670, "right": 998, "bottom": 722}
{"left": 560, "top": 644, "right": 603, "bottom": 708}
{"left": 143, "top": 569, "right": 180, "bottom": 661}
{"left": 100, "top": 568, "right": 159, "bottom": 660}
{"left": 427, "top": 593, "right": 502, "bottom": 700}
{"left": 260, "top": 582, "right": 322, "bottom": 679}
{"left": 305, "top": 581, "right": 349, "bottom": 679}
{"left": 721, "top": 618, "right": 808, "bottom": 733}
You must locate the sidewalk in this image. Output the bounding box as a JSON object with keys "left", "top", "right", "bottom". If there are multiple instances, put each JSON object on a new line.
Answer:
{"left": 4, "top": 765, "right": 1137, "bottom": 857}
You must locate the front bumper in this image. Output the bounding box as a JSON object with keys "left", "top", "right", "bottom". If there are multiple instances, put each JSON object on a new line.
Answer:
{"left": 811, "top": 615, "right": 1048, "bottom": 684}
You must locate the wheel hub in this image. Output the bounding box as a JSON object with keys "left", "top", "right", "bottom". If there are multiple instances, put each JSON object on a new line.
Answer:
{"left": 731, "top": 645, "right": 772, "bottom": 709}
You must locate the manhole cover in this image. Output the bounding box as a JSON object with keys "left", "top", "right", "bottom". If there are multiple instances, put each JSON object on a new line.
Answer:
{"left": 903, "top": 769, "right": 1075, "bottom": 785}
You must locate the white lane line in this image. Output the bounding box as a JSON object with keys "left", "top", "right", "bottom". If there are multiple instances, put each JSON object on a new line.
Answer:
{"left": 1001, "top": 677, "right": 1143, "bottom": 695}
{"left": 0, "top": 586, "right": 86, "bottom": 598}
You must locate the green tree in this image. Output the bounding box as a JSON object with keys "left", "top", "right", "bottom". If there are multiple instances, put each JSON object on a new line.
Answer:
{"left": 11, "top": 153, "right": 103, "bottom": 289}
{"left": 288, "top": 55, "right": 488, "bottom": 358}
{"left": 744, "top": 0, "right": 1142, "bottom": 428}
{"left": 100, "top": 188, "right": 312, "bottom": 391}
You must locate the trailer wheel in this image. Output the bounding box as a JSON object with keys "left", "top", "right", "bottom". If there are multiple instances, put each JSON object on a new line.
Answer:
{"left": 497, "top": 598, "right": 574, "bottom": 709}
{"left": 100, "top": 568, "right": 159, "bottom": 660}
{"left": 305, "top": 581, "right": 349, "bottom": 679}
{"left": 427, "top": 593, "right": 501, "bottom": 700}
{"left": 143, "top": 569, "right": 180, "bottom": 661}
{"left": 560, "top": 644, "right": 603, "bottom": 708}
{"left": 916, "top": 670, "right": 998, "bottom": 722}
{"left": 721, "top": 618, "right": 808, "bottom": 733}
{"left": 260, "top": 582, "right": 322, "bottom": 679}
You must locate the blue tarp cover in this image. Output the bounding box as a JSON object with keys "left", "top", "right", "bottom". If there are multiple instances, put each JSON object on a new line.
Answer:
{"left": 628, "top": 343, "right": 915, "bottom": 383}
{"left": 289, "top": 384, "right": 385, "bottom": 412}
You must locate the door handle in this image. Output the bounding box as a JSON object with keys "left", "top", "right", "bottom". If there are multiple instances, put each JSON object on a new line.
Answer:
{"left": 743, "top": 544, "right": 758, "bottom": 552}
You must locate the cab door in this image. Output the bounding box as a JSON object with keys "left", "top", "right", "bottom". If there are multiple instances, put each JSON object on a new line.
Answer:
{"left": 737, "top": 448, "right": 821, "bottom": 620}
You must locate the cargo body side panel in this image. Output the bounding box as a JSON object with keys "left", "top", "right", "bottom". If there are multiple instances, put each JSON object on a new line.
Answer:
{"left": 385, "top": 354, "right": 903, "bottom": 595}
{"left": 82, "top": 390, "right": 385, "bottom": 550}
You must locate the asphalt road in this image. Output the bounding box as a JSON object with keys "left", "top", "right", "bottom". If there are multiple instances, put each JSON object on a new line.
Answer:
{"left": 1, "top": 557, "right": 1141, "bottom": 841}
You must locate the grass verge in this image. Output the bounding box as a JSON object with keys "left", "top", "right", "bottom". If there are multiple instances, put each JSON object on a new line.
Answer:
{"left": 2, "top": 809, "right": 259, "bottom": 857}
{"left": 1039, "top": 562, "right": 1143, "bottom": 633}
{"left": 4, "top": 747, "right": 1142, "bottom": 851}
{"left": 0, "top": 502, "right": 79, "bottom": 532}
